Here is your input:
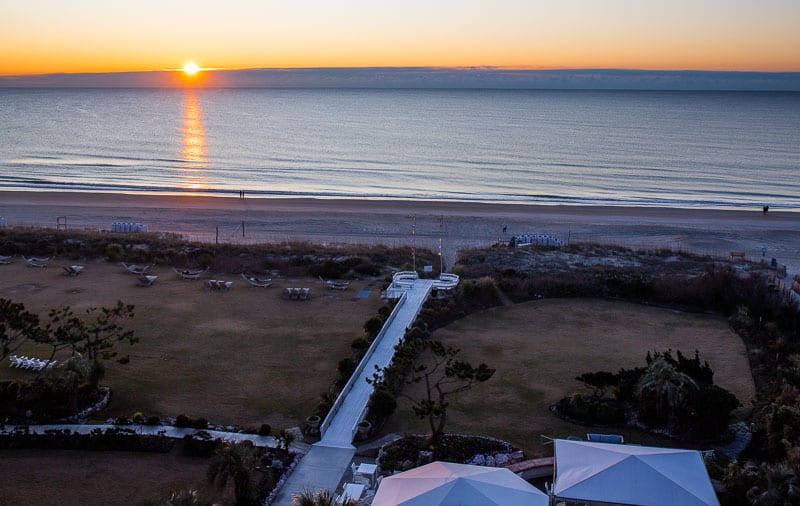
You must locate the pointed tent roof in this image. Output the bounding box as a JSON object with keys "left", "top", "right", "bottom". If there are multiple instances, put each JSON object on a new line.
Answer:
{"left": 553, "top": 439, "right": 719, "bottom": 506}
{"left": 371, "top": 461, "right": 548, "bottom": 506}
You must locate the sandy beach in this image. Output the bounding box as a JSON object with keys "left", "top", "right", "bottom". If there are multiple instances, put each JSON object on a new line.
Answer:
{"left": 1, "top": 190, "right": 799, "bottom": 273}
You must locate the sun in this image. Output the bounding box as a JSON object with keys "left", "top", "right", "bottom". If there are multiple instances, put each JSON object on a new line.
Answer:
{"left": 183, "top": 62, "right": 200, "bottom": 76}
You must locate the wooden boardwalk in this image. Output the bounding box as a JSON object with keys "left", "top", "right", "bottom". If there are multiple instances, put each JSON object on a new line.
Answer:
{"left": 272, "top": 278, "right": 434, "bottom": 505}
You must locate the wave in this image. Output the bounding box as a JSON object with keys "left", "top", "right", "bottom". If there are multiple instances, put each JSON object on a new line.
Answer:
{"left": 1, "top": 176, "right": 797, "bottom": 211}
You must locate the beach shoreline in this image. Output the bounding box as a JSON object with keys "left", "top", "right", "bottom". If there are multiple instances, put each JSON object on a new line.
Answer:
{"left": 2, "top": 190, "right": 799, "bottom": 272}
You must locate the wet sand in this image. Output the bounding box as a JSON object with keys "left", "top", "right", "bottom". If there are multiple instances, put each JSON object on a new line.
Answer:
{"left": 1, "top": 191, "right": 798, "bottom": 272}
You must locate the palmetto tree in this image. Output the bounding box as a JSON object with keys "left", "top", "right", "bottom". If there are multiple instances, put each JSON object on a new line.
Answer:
{"left": 207, "top": 442, "right": 259, "bottom": 506}
{"left": 637, "top": 357, "right": 697, "bottom": 425}
{"left": 292, "top": 489, "right": 357, "bottom": 506}
{"left": 747, "top": 462, "right": 800, "bottom": 505}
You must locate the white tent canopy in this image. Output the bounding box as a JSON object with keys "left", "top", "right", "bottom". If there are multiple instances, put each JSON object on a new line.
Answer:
{"left": 371, "top": 461, "right": 549, "bottom": 506}
{"left": 553, "top": 439, "right": 719, "bottom": 506}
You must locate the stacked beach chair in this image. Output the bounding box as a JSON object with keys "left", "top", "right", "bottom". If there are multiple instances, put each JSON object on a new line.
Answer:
{"left": 8, "top": 355, "right": 58, "bottom": 371}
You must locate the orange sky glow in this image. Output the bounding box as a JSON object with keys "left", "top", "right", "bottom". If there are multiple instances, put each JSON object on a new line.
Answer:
{"left": 1, "top": 0, "right": 798, "bottom": 76}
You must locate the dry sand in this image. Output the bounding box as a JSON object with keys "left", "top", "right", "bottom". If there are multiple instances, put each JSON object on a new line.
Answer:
{"left": 1, "top": 191, "right": 799, "bottom": 273}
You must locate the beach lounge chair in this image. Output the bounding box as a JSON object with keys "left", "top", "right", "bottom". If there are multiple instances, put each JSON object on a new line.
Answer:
{"left": 173, "top": 267, "right": 207, "bottom": 280}
{"left": 122, "top": 263, "right": 152, "bottom": 275}
{"left": 0, "top": 255, "right": 12, "bottom": 265}
{"left": 300, "top": 287, "right": 310, "bottom": 300}
{"left": 62, "top": 265, "right": 84, "bottom": 276}
{"left": 326, "top": 280, "right": 350, "bottom": 290}
{"left": 138, "top": 275, "right": 158, "bottom": 287}
{"left": 23, "top": 256, "right": 50, "bottom": 268}
{"left": 241, "top": 273, "right": 272, "bottom": 288}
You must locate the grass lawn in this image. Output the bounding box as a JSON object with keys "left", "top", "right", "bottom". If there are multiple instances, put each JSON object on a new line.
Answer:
{"left": 0, "top": 259, "right": 382, "bottom": 428}
{"left": 384, "top": 298, "right": 755, "bottom": 457}
{"left": 0, "top": 445, "right": 222, "bottom": 506}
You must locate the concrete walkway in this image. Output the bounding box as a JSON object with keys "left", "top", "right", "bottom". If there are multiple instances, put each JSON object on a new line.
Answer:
{"left": 272, "top": 278, "right": 434, "bottom": 505}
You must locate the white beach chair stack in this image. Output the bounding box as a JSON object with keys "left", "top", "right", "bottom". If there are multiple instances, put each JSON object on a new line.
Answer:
{"left": 283, "top": 287, "right": 311, "bottom": 300}
{"left": 9, "top": 355, "right": 57, "bottom": 371}
{"left": 206, "top": 279, "right": 233, "bottom": 291}
{"left": 111, "top": 222, "right": 148, "bottom": 233}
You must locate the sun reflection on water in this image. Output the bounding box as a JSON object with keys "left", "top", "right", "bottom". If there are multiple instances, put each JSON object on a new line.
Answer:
{"left": 178, "top": 91, "right": 209, "bottom": 191}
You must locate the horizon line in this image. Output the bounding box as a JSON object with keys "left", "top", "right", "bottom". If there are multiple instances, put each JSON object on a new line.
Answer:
{"left": 3, "top": 67, "right": 799, "bottom": 92}
{"left": 3, "top": 66, "right": 800, "bottom": 78}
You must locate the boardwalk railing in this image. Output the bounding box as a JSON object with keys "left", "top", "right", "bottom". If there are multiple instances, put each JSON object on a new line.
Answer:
{"left": 319, "top": 292, "right": 408, "bottom": 438}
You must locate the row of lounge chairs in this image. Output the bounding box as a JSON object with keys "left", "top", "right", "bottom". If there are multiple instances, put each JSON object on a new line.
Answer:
{"left": 9, "top": 355, "right": 57, "bottom": 371}
{"left": 283, "top": 287, "right": 311, "bottom": 300}
{"left": 2, "top": 256, "right": 84, "bottom": 274}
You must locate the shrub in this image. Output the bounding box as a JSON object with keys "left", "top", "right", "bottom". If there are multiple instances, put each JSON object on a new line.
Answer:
{"left": 368, "top": 389, "right": 397, "bottom": 421}
{"left": 308, "top": 260, "right": 347, "bottom": 279}
{"left": 258, "top": 424, "right": 271, "bottom": 436}
{"left": 351, "top": 337, "right": 369, "bottom": 353}
{"left": 336, "top": 358, "right": 357, "bottom": 388}
{"left": 145, "top": 415, "right": 161, "bottom": 426}
{"left": 553, "top": 393, "right": 626, "bottom": 425}
{"left": 354, "top": 261, "right": 381, "bottom": 276}
{"left": 191, "top": 417, "right": 209, "bottom": 430}
{"left": 105, "top": 243, "right": 124, "bottom": 261}
{"left": 175, "top": 414, "right": 191, "bottom": 428}
{"left": 363, "top": 316, "right": 384, "bottom": 338}
{"left": 196, "top": 253, "right": 215, "bottom": 268}
{"left": 182, "top": 431, "right": 219, "bottom": 457}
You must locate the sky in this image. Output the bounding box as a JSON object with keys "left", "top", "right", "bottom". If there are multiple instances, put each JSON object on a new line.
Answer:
{"left": 2, "top": 0, "right": 799, "bottom": 76}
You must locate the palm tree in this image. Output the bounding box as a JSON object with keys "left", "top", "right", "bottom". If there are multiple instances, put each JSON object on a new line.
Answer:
{"left": 292, "top": 489, "right": 357, "bottom": 506}
{"left": 207, "top": 441, "right": 259, "bottom": 506}
{"left": 747, "top": 462, "right": 800, "bottom": 505}
{"left": 637, "top": 357, "right": 697, "bottom": 426}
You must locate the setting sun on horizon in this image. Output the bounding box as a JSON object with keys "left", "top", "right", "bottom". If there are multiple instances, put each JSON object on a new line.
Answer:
{"left": 182, "top": 62, "right": 200, "bottom": 76}
{"left": 1, "top": 0, "right": 799, "bottom": 76}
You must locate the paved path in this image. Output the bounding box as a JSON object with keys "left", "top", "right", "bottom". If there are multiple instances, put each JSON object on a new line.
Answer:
{"left": 272, "top": 278, "right": 434, "bottom": 505}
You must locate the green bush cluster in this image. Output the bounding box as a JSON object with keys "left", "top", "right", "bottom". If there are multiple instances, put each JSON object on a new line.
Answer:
{"left": 174, "top": 414, "right": 208, "bottom": 429}
{"left": 0, "top": 427, "right": 173, "bottom": 453}
{"left": 556, "top": 350, "right": 740, "bottom": 441}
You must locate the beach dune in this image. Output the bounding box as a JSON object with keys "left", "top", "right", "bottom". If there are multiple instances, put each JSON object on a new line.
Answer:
{"left": 1, "top": 191, "right": 798, "bottom": 274}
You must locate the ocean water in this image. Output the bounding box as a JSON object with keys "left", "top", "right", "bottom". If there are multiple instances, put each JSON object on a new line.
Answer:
{"left": 0, "top": 88, "right": 798, "bottom": 210}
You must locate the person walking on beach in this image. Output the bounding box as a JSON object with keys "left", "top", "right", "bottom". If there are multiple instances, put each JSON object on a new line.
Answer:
{"left": 502, "top": 223, "right": 507, "bottom": 234}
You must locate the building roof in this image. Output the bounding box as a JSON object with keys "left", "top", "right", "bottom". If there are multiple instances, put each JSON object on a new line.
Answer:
{"left": 371, "top": 461, "right": 548, "bottom": 506}
{"left": 553, "top": 439, "right": 719, "bottom": 506}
